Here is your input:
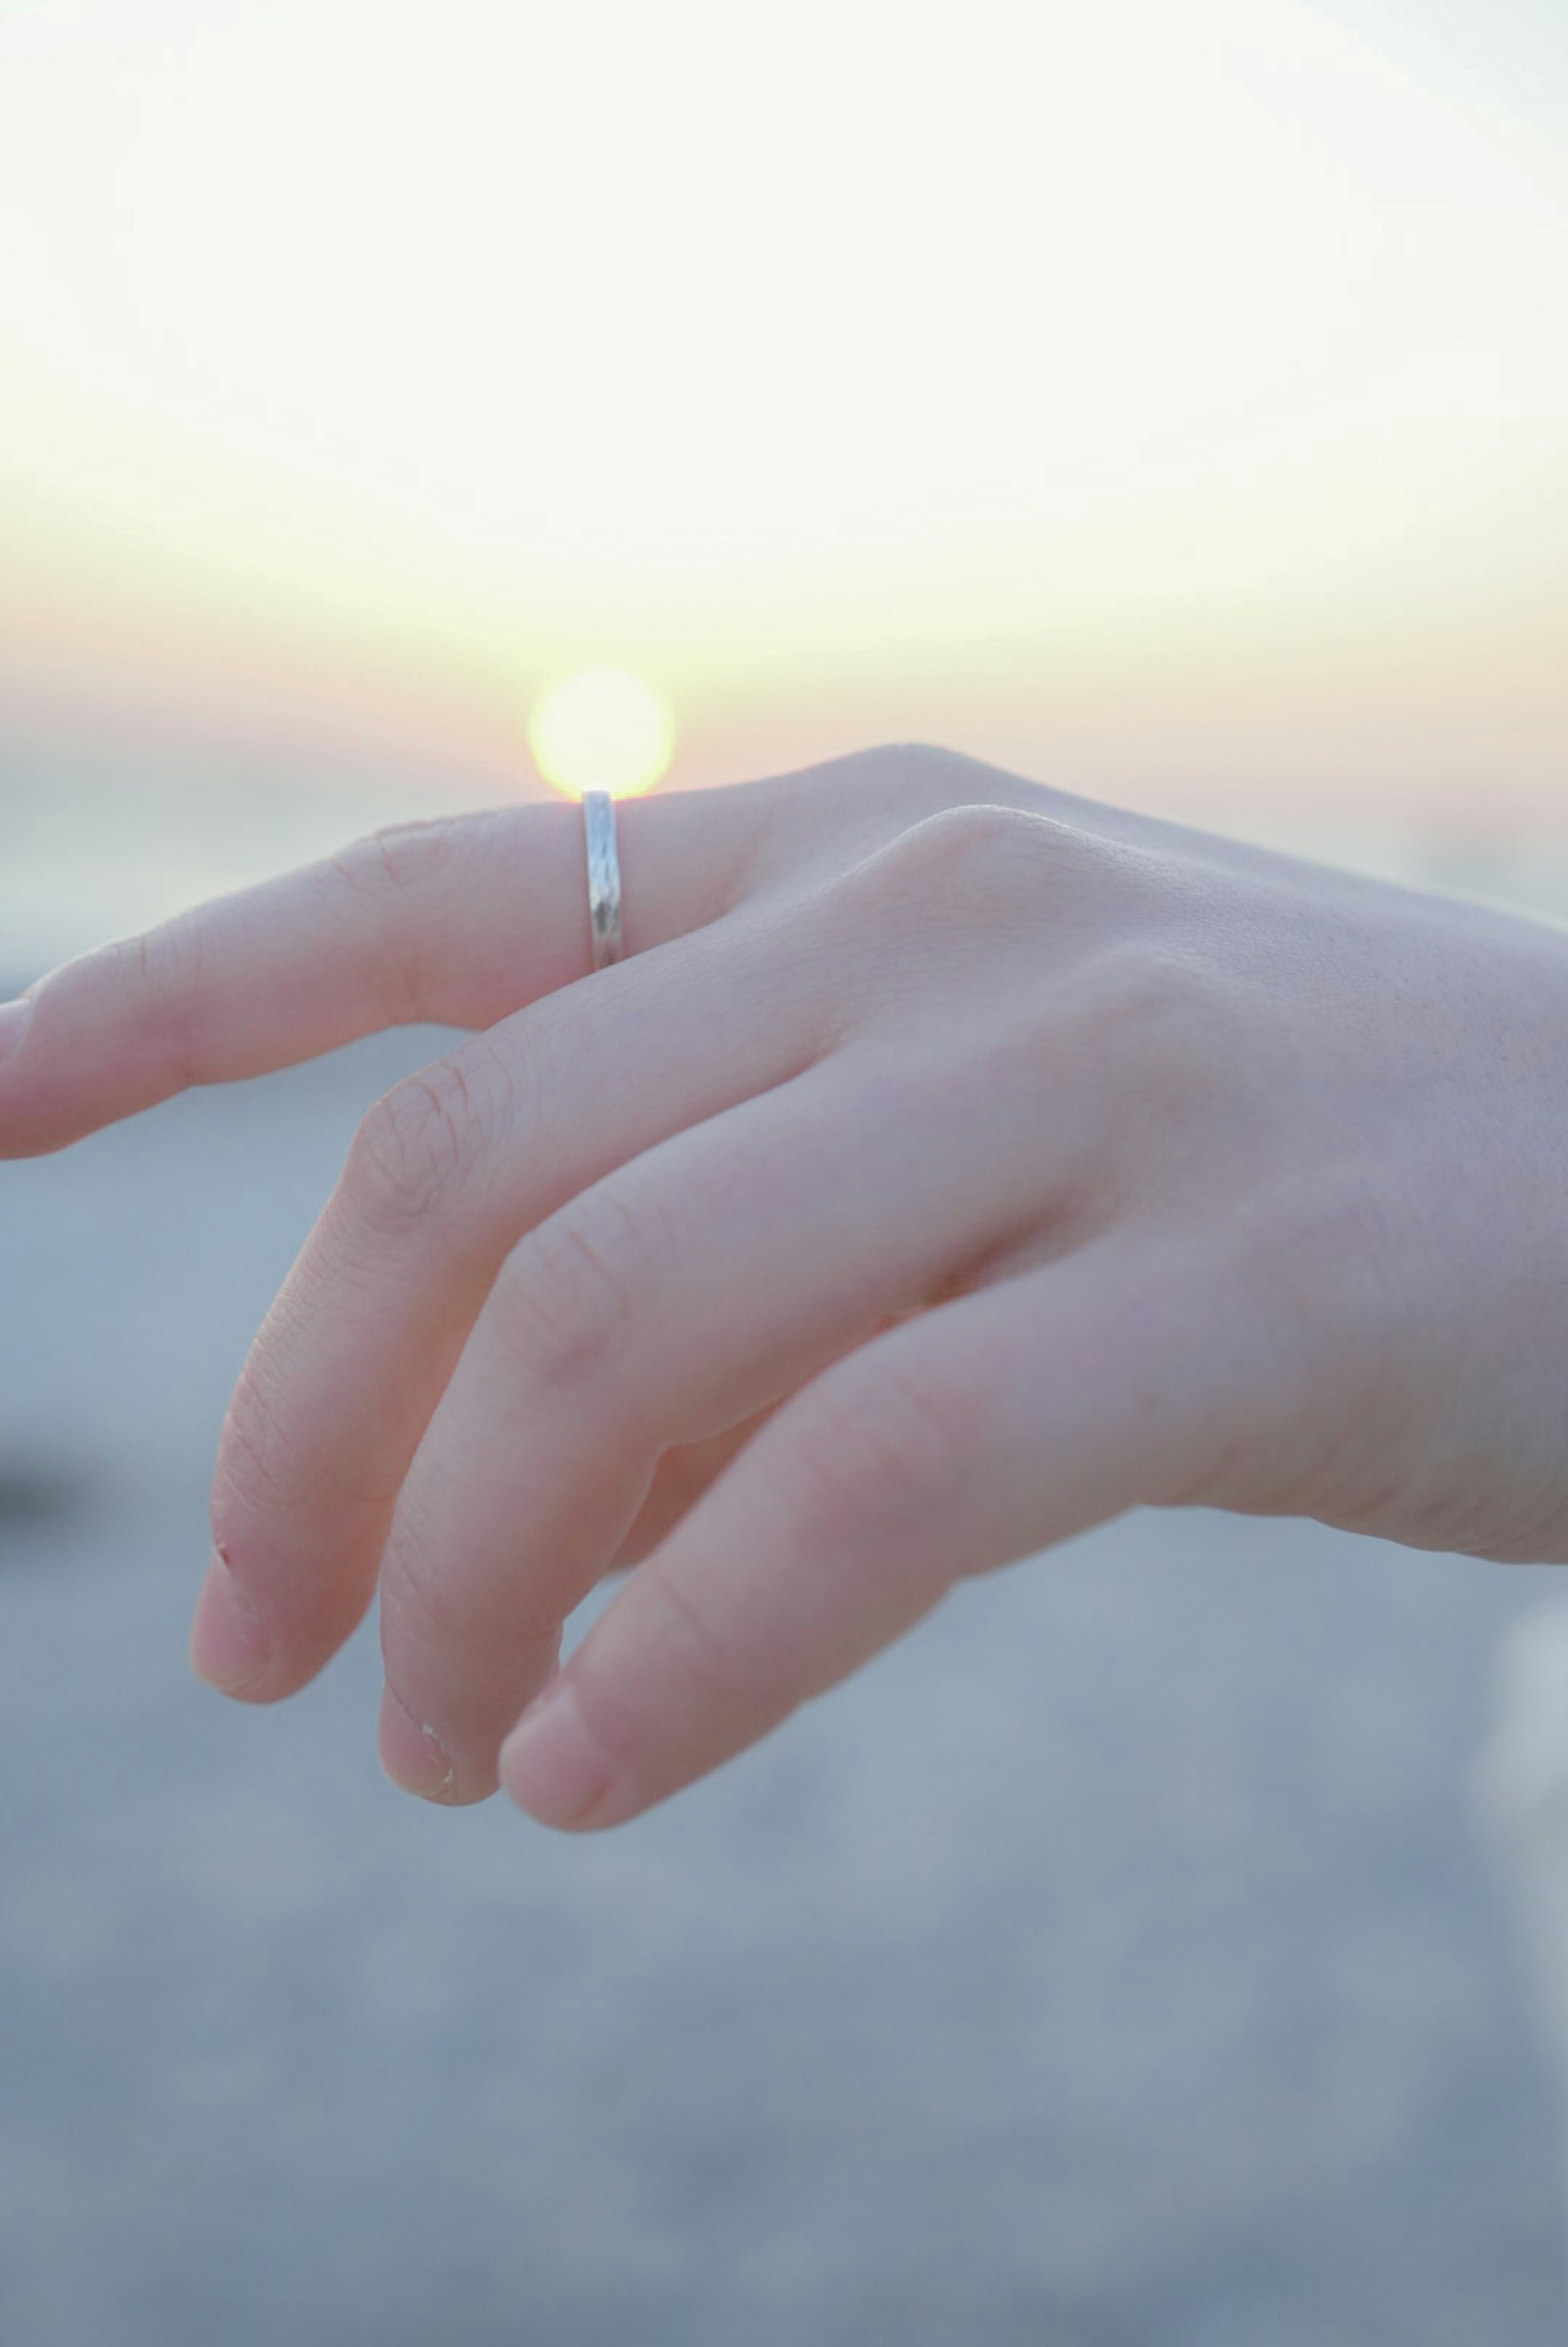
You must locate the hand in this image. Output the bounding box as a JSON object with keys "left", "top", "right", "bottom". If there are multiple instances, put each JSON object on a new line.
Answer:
{"left": 4, "top": 744, "right": 1566, "bottom": 1829}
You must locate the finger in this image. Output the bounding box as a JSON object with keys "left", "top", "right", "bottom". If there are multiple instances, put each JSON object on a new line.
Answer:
{"left": 190, "top": 890, "right": 845, "bottom": 1704}
{"left": 190, "top": 792, "right": 1154, "bottom": 1707}
{"left": 0, "top": 748, "right": 1283, "bottom": 1162}
{"left": 0, "top": 785, "right": 775, "bottom": 1157}
{"left": 495, "top": 1238, "right": 1277, "bottom": 1831}
{"left": 373, "top": 1049, "right": 1094, "bottom": 1804}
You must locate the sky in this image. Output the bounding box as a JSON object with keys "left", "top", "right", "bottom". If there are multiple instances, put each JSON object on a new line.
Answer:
{"left": 0, "top": 0, "right": 1565, "bottom": 828}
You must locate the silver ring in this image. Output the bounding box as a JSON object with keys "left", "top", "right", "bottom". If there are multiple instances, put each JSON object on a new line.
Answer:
{"left": 582, "top": 789, "right": 623, "bottom": 971}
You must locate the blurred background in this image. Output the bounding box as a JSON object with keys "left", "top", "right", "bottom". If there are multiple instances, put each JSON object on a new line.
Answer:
{"left": 2, "top": 1, "right": 1567, "bottom": 2340}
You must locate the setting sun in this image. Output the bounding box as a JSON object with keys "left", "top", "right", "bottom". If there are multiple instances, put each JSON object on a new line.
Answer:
{"left": 527, "top": 668, "right": 675, "bottom": 800}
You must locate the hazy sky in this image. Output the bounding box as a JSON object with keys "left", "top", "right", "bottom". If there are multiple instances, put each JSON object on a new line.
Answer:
{"left": 1, "top": 0, "right": 1564, "bottom": 824}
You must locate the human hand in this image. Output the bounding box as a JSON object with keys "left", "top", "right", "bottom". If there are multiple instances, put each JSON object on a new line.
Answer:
{"left": 3, "top": 744, "right": 1566, "bottom": 1829}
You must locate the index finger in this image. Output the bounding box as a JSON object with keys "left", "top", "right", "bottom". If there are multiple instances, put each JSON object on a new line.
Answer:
{"left": 0, "top": 784, "right": 776, "bottom": 1157}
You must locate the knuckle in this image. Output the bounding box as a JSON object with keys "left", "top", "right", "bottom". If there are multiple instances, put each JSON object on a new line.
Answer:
{"left": 890, "top": 738, "right": 962, "bottom": 768}
{"left": 131, "top": 915, "right": 205, "bottom": 999}
{"left": 326, "top": 820, "right": 471, "bottom": 1024}
{"left": 834, "top": 802, "right": 1108, "bottom": 943}
{"left": 890, "top": 801, "right": 1049, "bottom": 889}
{"left": 331, "top": 818, "right": 458, "bottom": 900}
{"left": 91, "top": 917, "right": 209, "bottom": 1071}
{"left": 762, "top": 746, "right": 982, "bottom": 869}
{"left": 833, "top": 741, "right": 976, "bottom": 812}
{"left": 345, "top": 1056, "right": 488, "bottom": 1234}
{"left": 787, "top": 1361, "right": 971, "bottom": 1548}
{"left": 492, "top": 1186, "right": 649, "bottom": 1396}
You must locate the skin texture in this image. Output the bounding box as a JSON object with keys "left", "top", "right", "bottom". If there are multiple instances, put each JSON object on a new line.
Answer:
{"left": 2, "top": 742, "right": 1567, "bottom": 1830}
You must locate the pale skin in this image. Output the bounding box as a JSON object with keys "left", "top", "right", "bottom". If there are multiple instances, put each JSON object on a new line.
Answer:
{"left": 2, "top": 743, "right": 1566, "bottom": 1831}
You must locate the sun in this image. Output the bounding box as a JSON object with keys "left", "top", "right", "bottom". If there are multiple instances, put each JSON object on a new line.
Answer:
{"left": 528, "top": 668, "right": 675, "bottom": 800}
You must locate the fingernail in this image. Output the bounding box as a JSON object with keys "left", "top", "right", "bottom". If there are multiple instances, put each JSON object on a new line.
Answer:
{"left": 499, "top": 1678, "right": 611, "bottom": 1827}
{"left": 189, "top": 1548, "right": 272, "bottom": 1694}
{"left": 0, "top": 998, "right": 30, "bottom": 1070}
{"left": 379, "top": 1682, "right": 455, "bottom": 1801}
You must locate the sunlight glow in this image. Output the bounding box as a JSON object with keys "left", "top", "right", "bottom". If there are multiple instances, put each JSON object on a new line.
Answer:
{"left": 528, "top": 669, "right": 675, "bottom": 800}
{"left": 0, "top": 0, "right": 1565, "bottom": 817}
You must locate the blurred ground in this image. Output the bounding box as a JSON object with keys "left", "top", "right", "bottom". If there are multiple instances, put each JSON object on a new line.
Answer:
{"left": 0, "top": 1010, "right": 1564, "bottom": 2346}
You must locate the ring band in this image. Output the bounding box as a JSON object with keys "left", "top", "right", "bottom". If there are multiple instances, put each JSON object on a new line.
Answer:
{"left": 582, "top": 789, "right": 623, "bottom": 971}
